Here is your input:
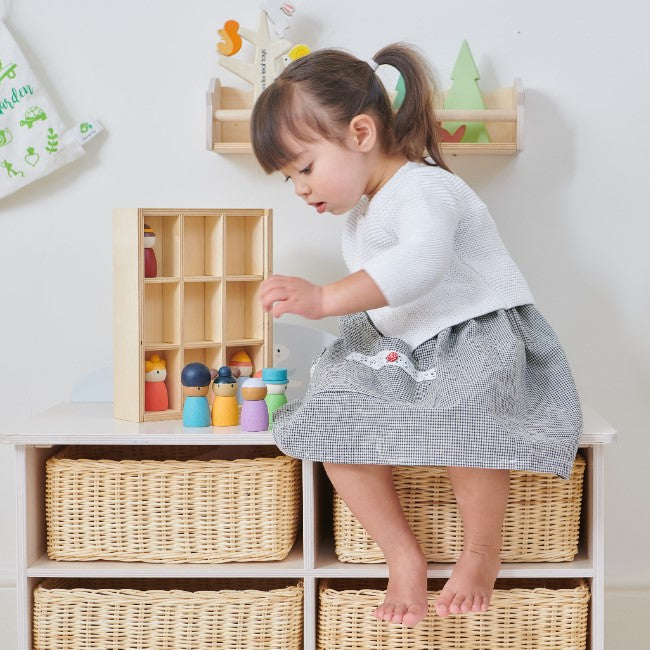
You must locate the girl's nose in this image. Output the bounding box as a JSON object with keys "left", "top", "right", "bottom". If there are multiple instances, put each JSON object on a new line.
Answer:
{"left": 294, "top": 179, "right": 310, "bottom": 199}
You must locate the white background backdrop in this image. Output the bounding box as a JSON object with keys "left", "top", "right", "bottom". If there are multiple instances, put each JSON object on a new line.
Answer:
{"left": 0, "top": 0, "right": 648, "bottom": 646}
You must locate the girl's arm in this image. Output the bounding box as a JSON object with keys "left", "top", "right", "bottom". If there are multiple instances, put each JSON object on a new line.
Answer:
{"left": 261, "top": 271, "right": 388, "bottom": 319}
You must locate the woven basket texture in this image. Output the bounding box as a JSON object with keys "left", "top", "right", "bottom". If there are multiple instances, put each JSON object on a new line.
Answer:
{"left": 318, "top": 578, "right": 590, "bottom": 650}
{"left": 334, "top": 454, "right": 585, "bottom": 563}
{"left": 46, "top": 446, "right": 300, "bottom": 563}
{"left": 33, "top": 578, "right": 303, "bottom": 650}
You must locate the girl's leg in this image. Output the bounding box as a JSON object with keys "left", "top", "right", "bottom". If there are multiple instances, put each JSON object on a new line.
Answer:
{"left": 323, "top": 462, "right": 429, "bottom": 626}
{"left": 434, "top": 467, "right": 510, "bottom": 616}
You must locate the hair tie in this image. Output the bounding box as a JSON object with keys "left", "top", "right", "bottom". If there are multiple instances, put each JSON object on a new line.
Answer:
{"left": 366, "top": 58, "right": 379, "bottom": 71}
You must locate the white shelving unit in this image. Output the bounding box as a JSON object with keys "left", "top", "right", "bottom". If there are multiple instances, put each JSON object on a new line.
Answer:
{"left": 1, "top": 402, "right": 616, "bottom": 650}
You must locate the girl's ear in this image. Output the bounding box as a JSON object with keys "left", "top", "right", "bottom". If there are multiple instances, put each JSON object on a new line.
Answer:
{"left": 348, "top": 114, "right": 377, "bottom": 152}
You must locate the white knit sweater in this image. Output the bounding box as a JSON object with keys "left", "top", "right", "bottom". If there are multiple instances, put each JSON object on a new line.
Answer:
{"left": 342, "top": 161, "right": 534, "bottom": 349}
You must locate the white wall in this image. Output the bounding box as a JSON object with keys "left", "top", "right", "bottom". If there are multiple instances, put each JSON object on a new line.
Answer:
{"left": 0, "top": 0, "right": 648, "bottom": 643}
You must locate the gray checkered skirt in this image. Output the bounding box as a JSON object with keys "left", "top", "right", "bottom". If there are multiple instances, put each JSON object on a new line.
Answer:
{"left": 272, "top": 305, "right": 582, "bottom": 478}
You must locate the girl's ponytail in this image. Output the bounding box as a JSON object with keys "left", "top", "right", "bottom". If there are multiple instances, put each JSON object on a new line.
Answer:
{"left": 373, "top": 43, "right": 449, "bottom": 171}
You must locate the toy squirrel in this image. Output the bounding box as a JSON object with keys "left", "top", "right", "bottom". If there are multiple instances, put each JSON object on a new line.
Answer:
{"left": 144, "top": 353, "right": 168, "bottom": 411}
{"left": 240, "top": 377, "right": 269, "bottom": 432}
{"left": 211, "top": 366, "right": 239, "bottom": 427}
{"left": 262, "top": 367, "right": 288, "bottom": 425}
{"left": 181, "top": 362, "right": 212, "bottom": 427}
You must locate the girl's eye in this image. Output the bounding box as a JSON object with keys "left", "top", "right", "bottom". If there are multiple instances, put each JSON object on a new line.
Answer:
{"left": 299, "top": 165, "right": 312, "bottom": 175}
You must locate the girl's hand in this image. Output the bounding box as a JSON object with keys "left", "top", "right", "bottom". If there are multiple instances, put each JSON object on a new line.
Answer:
{"left": 261, "top": 275, "right": 326, "bottom": 319}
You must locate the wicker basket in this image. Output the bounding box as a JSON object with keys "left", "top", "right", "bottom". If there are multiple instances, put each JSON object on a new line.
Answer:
{"left": 318, "top": 578, "right": 590, "bottom": 650}
{"left": 46, "top": 445, "right": 301, "bottom": 563}
{"left": 334, "top": 454, "right": 585, "bottom": 563}
{"left": 34, "top": 578, "right": 303, "bottom": 650}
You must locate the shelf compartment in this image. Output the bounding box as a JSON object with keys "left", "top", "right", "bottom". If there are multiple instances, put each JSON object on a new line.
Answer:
{"left": 207, "top": 77, "right": 524, "bottom": 156}
{"left": 44, "top": 445, "right": 301, "bottom": 564}
{"left": 143, "top": 347, "right": 182, "bottom": 420}
{"left": 183, "top": 345, "right": 222, "bottom": 370}
{"left": 183, "top": 213, "right": 223, "bottom": 277}
{"left": 333, "top": 454, "right": 585, "bottom": 564}
{"left": 143, "top": 282, "right": 180, "bottom": 346}
{"left": 225, "top": 214, "right": 265, "bottom": 276}
{"left": 34, "top": 578, "right": 304, "bottom": 650}
{"left": 318, "top": 578, "right": 589, "bottom": 650}
{"left": 141, "top": 213, "right": 181, "bottom": 278}
{"left": 183, "top": 281, "right": 223, "bottom": 345}
{"left": 225, "top": 280, "right": 263, "bottom": 342}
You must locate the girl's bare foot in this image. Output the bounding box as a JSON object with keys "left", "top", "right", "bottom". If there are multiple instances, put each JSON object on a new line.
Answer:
{"left": 374, "top": 550, "right": 429, "bottom": 626}
{"left": 434, "top": 543, "right": 501, "bottom": 617}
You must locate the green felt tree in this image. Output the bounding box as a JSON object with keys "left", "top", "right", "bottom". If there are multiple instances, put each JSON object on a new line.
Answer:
{"left": 442, "top": 41, "right": 490, "bottom": 143}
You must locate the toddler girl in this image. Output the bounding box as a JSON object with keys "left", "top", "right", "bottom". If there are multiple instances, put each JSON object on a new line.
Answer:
{"left": 250, "top": 44, "right": 582, "bottom": 627}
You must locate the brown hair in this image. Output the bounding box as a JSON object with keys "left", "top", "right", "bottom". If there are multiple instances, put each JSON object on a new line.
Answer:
{"left": 250, "top": 43, "right": 450, "bottom": 173}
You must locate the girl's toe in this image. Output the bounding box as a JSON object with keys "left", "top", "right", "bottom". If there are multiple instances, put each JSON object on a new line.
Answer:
{"left": 449, "top": 593, "right": 466, "bottom": 614}
{"left": 382, "top": 603, "right": 396, "bottom": 621}
{"left": 391, "top": 604, "right": 407, "bottom": 622}
{"left": 460, "top": 594, "right": 473, "bottom": 614}
{"left": 434, "top": 591, "right": 452, "bottom": 617}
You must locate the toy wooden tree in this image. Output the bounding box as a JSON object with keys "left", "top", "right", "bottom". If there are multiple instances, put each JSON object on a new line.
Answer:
{"left": 442, "top": 40, "right": 491, "bottom": 143}
{"left": 217, "top": 8, "right": 293, "bottom": 101}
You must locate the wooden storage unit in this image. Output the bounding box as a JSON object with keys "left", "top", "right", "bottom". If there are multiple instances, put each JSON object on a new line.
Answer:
{"left": 1, "top": 402, "right": 615, "bottom": 650}
{"left": 206, "top": 78, "right": 524, "bottom": 156}
{"left": 113, "top": 208, "right": 272, "bottom": 422}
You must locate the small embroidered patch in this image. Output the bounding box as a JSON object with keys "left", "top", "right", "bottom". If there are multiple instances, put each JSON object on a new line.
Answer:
{"left": 386, "top": 351, "right": 398, "bottom": 362}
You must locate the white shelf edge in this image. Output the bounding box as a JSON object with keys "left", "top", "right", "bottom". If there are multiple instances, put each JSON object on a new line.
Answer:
{"left": 314, "top": 543, "right": 594, "bottom": 579}
{"left": 0, "top": 401, "right": 617, "bottom": 446}
{"left": 27, "top": 543, "right": 305, "bottom": 579}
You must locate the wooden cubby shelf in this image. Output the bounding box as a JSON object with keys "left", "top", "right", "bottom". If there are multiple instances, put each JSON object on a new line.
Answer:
{"left": 206, "top": 77, "right": 524, "bottom": 156}
{"left": 113, "top": 208, "right": 272, "bottom": 422}
{"left": 1, "top": 402, "right": 616, "bottom": 650}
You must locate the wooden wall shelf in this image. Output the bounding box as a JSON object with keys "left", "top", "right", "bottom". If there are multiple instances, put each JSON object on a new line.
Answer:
{"left": 113, "top": 208, "right": 272, "bottom": 422}
{"left": 206, "top": 77, "right": 524, "bottom": 157}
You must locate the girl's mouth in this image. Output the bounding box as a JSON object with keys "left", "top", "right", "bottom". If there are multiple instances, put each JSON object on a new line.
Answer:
{"left": 311, "top": 202, "right": 326, "bottom": 213}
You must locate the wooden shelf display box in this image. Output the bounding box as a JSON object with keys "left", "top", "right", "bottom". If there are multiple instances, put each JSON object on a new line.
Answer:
{"left": 113, "top": 208, "right": 273, "bottom": 422}
{"left": 206, "top": 77, "right": 524, "bottom": 156}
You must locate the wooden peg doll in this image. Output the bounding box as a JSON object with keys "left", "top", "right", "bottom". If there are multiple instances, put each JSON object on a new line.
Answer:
{"left": 229, "top": 350, "right": 253, "bottom": 377}
{"left": 240, "top": 377, "right": 269, "bottom": 432}
{"left": 145, "top": 353, "right": 168, "bottom": 411}
{"left": 211, "top": 366, "right": 239, "bottom": 427}
{"left": 181, "top": 362, "right": 211, "bottom": 427}
{"left": 229, "top": 350, "right": 254, "bottom": 403}
{"left": 262, "top": 367, "right": 288, "bottom": 425}
{"left": 144, "top": 223, "right": 157, "bottom": 278}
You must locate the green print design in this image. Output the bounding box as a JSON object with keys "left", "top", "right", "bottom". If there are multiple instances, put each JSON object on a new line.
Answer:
{"left": 20, "top": 106, "right": 47, "bottom": 129}
{"left": 0, "top": 60, "right": 18, "bottom": 87}
{"left": 1, "top": 159, "right": 24, "bottom": 177}
{"left": 0, "top": 127, "right": 13, "bottom": 147}
{"left": 0, "top": 84, "right": 34, "bottom": 117}
{"left": 46, "top": 127, "right": 59, "bottom": 154}
{"left": 80, "top": 122, "right": 92, "bottom": 134}
{"left": 24, "top": 147, "right": 39, "bottom": 166}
